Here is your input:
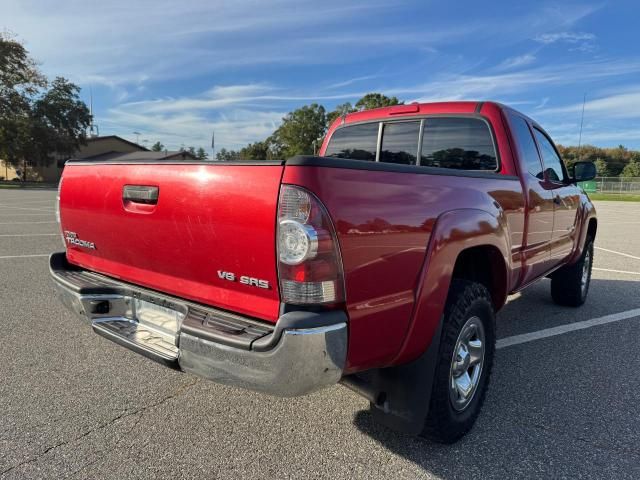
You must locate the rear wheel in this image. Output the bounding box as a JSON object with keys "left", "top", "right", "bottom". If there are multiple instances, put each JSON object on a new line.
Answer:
{"left": 420, "top": 280, "right": 495, "bottom": 443}
{"left": 551, "top": 238, "right": 594, "bottom": 307}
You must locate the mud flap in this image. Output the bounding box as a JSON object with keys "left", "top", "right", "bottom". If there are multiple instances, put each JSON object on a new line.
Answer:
{"left": 359, "top": 321, "right": 443, "bottom": 435}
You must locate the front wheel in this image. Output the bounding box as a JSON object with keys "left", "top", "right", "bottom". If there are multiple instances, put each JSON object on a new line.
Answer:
{"left": 551, "top": 238, "right": 594, "bottom": 307}
{"left": 420, "top": 280, "right": 495, "bottom": 443}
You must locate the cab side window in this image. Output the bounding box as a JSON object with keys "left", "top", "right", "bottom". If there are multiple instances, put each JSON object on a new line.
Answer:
{"left": 533, "top": 129, "right": 566, "bottom": 182}
{"left": 420, "top": 117, "right": 497, "bottom": 171}
{"left": 324, "top": 123, "right": 378, "bottom": 161}
{"left": 509, "top": 115, "right": 544, "bottom": 179}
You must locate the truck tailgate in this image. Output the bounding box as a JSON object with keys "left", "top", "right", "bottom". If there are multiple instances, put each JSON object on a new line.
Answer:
{"left": 59, "top": 162, "right": 284, "bottom": 322}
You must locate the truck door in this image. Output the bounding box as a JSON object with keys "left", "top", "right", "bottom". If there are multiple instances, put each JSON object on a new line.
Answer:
{"left": 508, "top": 114, "right": 556, "bottom": 284}
{"left": 532, "top": 128, "right": 580, "bottom": 266}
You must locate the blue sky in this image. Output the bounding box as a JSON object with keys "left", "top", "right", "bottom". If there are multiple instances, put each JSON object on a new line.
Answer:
{"left": 3, "top": 0, "right": 640, "bottom": 151}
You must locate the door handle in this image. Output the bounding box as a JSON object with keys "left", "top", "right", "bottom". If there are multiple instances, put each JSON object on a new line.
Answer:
{"left": 123, "top": 185, "right": 159, "bottom": 205}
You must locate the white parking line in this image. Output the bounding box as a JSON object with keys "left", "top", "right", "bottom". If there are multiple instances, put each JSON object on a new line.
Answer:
{"left": 593, "top": 267, "right": 640, "bottom": 276}
{"left": 0, "top": 221, "right": 56, "bottom": 224}
{"left": 595, "top": 246, "right": 640, "bottom": 261}
{"left": 0, "top": 213, "right": 54, "bottom": 216}
{"left": 0, "top": 254, "right": 50, "bottom": 260}
{"left": 497, "top": 308, "right": 640, "bottom": 349}
{"left": 0, "top": 206, "right": 54, "bottom": 212}
{"left": 0, "top": 201, "right": 54, "bottom": 207}
{"left": 599, "top": 222, "right": 640, "bottom": 226}
{"left": 0, "top": 234, "right": 58, "bottom": 237}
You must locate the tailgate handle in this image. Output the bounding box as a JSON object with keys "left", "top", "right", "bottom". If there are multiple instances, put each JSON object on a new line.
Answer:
{"left": 123, "top": 185, "right": 159, "bottom": 205}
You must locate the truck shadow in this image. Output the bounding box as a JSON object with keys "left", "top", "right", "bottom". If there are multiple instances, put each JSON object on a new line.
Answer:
{"left": 352, "top": 278, "right": 640, "bottom": 478}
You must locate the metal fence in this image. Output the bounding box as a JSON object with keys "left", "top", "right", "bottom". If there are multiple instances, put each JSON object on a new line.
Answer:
{"left": 579, "top": 177, "right": 640, "bottom": 195}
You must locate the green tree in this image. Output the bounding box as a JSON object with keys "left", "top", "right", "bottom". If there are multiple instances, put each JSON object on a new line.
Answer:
{"left": 187, "top": 146, "right": 196, "bottom": 157}
{"left": 593, "top": 158, "right": 610, "bottom": 177}
{"left": 273, "top": 103, "right": 326, "bottom": 158}
{"left": 0, "top": 34, "right": 90, "bottom": 180}
{"left": 151, "top": 141, "right": 164, "bottom": 152}
{"left": 557, "top": 144, "right": 635, "bottom": 177}
{"left": 325, "top": 94, "right": 403, "bottom": 129}
{"left": 0, "top": 32, "right": 45, "bottom": 112}
{"left": 215, "top": 148, "right": 240, "bottom": 161}
{"left": 31, "top": 77, "right": 91, "bottom": 159}
{"left": 196, "top": 147, "right": 208, "bottom": 160}
{"left": 326, "top": 102, "right": 355, "bottom": 128}
{"left": 240, "top": 141, "right": 270, "bottom": 160}
{"left": 354, "top": 93, "right": 402, "bottom": 111}
{"left": 609, "top": 145, "right": 630, "bottom": 175}
{"left": 0, "top": 33, "right": 45, "bottom": 176}
{"left": 621, "top": 160, "right": 640, "bottom": 178}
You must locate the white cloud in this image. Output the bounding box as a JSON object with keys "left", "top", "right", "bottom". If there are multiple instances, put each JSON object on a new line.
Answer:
{"left": 324, "top": 75, "right": 382, "bottom": 90}
{"left": 402, "top": 60, "right": 640, "bottom": 102}
{"left": 535, "top": 97, "right": 550, "bottom": 109}
{"left": 534, "top": 31, "right": 595, "bottom": 44}
{"left": 1, "top": 0, "right": 604, "bottom": 92}
{"left": 538, "top": 91, "right": 640, "bottom": 119}
{"left": 120, "top": 86, "right": 365, "bottom": 116}
{"left": 541, "top": 123, "right": 640, "bottom": 147}
{"left": 529, "top": 89, "right": 640, "bottom": 147}
{"left": 101, "top": 56, "right": 640, "bottom": 151}
{"left": 497, "top": 54, "right": 537, "bottom": 70}
{"left": 102, "top": 107, "right": 286, "bottom": 152}
{"left": 0, "top": 0, "right": 460, "bottom": 88}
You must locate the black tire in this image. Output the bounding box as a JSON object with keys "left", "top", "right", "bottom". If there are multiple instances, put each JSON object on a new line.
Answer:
{"left": 420, "top": 279, "right": 495, "bottom": 443}
{"left": 550, "top": 238, "right": 594, "bottom": 307}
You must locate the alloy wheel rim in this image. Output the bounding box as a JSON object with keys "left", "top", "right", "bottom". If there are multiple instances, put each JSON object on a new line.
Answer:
{"left": 449, "top": 316, "right": 485, "bottom": 412}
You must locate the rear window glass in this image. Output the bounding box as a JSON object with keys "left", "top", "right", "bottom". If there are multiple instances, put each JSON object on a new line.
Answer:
{"left": 420, "top": 117, "right": 497, "bottom": 171}
{"left": 379, "top": 122, "right": 420, "bottom": 165}
{"left": 325, "top": 123, "right": 378, "bottom": 161}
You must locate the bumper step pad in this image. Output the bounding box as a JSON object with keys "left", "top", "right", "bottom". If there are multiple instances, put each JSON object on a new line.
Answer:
{"left": 94, "top": 319, "right": 179, "bottom": 361}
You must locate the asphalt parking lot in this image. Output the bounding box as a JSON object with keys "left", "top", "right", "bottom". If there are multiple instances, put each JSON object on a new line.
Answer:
{"left": 1, "top": 189, "right": 639, "bottom": 479}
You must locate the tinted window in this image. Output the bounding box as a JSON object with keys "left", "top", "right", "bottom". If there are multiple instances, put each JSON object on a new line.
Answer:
{"left": 325, "top": 123, "right": 378, "bottom": 161}
{"left": 420, "top": 117, "right": 497, "bottom": 170}
{"left": 533, "top": 129, "right": 565, "bottom": 182}
{"left": 510, "top": 115, "right": 543, "bottom": 179}
{"left": 379, "top": 121, "right": 420, "bottom": 165}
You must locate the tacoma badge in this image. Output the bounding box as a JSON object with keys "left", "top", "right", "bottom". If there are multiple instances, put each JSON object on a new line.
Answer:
{"left": 64, "top": 231, "right": 96, "bottom": 250}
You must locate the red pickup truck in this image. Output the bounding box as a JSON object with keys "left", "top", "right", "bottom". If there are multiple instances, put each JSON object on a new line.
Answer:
{"left": 51, "top": 101, "right": 597, "bottom": 442}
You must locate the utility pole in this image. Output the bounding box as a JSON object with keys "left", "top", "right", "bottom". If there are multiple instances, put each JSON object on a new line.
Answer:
{"left": 577, "top": 93, "right": 586, "bottom": 161}
{"left": 211, "top": 130, "right": 215, "bottom": 161}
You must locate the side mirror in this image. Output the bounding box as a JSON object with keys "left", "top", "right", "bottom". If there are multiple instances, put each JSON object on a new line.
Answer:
{"left": 571, "top": 161, "right": 596, "bottom": 183}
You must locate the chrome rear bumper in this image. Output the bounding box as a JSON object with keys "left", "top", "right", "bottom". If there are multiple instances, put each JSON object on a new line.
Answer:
{"left": 49, "top": 252, "right": 347, "bottom": 397}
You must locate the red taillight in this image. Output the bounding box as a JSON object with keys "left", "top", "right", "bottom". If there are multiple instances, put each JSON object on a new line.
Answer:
{"left": 277, "top": 185, "right": 344, "bottom": 304}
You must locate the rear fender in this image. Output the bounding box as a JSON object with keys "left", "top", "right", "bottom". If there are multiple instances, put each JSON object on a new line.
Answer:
{"left": 392, "top": 208, "right": 510, "bottom": 366}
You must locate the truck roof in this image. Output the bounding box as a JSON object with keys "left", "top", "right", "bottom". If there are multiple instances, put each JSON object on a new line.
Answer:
{"left": 339, "top": 101, "right": 492, "bottom": 125}
{"left": 331, "top": 100, "right": 524, "bottom": 126}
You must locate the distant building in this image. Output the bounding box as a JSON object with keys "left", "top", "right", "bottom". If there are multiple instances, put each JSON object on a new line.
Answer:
{"left": 1, "top": 136, "right": 196, "bottom": 183}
